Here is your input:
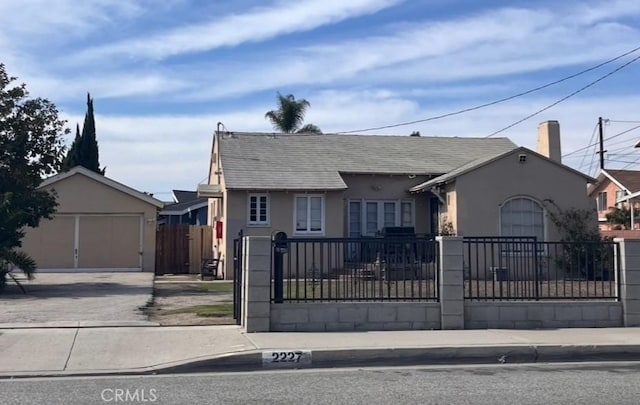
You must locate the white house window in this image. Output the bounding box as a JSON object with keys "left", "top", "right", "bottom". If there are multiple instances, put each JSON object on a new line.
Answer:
{"left": 500, "top": 197, "right": 544, "bottom": 241}
{"left": 401, "top": 201, "right": 414, "bottom": 227}
{"left": 615, "top": 190, "right": 626, "bottom": 209}
{"left": 295, "top": 195, "right": 324, "bottom": 234}
{"left": 248, "top": 194, "right": 269, "bottom": 225}
{"left": 597, "top": 192, "right": 608, "bottom": 212}
{"left": 350, "top": 199, "right": 414, "bottom": 236}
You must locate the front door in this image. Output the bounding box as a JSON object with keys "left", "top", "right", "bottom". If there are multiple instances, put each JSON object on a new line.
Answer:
{"left": 430, "top": 197, "right": 440, "bottom": 236}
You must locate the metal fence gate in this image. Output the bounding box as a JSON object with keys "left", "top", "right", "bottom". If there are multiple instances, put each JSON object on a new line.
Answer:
{"left": 232, "top": 230, "right": 244, "bottom": 325}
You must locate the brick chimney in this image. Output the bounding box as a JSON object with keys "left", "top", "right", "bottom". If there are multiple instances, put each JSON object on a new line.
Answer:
{"left": 537, "top": 121, "right": 562, "bottom": 163}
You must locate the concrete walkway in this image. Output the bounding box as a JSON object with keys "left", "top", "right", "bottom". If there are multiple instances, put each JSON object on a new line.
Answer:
{"left": 1, "top": 326, "right": 640, "bottom": 377}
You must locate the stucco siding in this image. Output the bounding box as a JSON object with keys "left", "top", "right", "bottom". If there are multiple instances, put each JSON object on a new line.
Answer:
{"left": 342, "top": 174, "right": 432, "bottom": 235}
{"left": 45, "top": 173, "right": 154, "bottom": 215}
{"left": 454, "top": 152, "right": 594, "bottom": 240}
{"left": 21, "top": 172, "right": 158, "bottom": 272}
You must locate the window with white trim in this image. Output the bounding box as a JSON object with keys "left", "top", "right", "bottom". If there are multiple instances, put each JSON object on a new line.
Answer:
{"left": 597, "top": 192, "right": 608, "bottom": 212}
{"left": 349, "top": 199, "right": 414, "bottom": 236}
{"left": 248, "top": 194, "right": 269, "bottom": 225}
{"left": 500, "top": 197, "right": 544, "bottom": 241}
{"left": 615, "top": 190, "right": 626, "bottom": 209}
{"left": 295, "top": 195, "right": 324, "bottom": 234}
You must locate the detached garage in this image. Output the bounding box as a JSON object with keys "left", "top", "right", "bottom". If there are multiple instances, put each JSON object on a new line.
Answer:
{"left": 21, "top": 166, "right": 164, "bottom": 272}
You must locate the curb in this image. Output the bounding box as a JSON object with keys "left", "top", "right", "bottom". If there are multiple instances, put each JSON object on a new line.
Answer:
{"left": 3, "top": 345, "right": 640, "bottom": 379}
{"left": 157, "top": 344, "right": 640, "bottom": 374}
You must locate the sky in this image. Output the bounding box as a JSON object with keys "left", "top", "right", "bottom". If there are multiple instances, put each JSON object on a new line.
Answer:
{"left": 2, "top": 0, "right": 640, "bottom": 201}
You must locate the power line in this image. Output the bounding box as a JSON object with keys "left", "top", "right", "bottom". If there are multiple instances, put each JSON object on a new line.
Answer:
{"left": 605, "top": 159, "right": 640, "bottom": 165}
{"left": 563, "top": 125, "right": 640, "bottom": 158}
{"left": 609, "top": 120, "right": 640, "bottom": 124}
{"left": 336, "top": 45, "right": 640, "bottom": 134}
{"left": 485, "top": 54, "right": 640, "bottom": 138}
{"left": 579, "top": 122, "right": 599, "bottom": 170}
{"left": 622, "top": 155, "right": 640, "bottom": 169}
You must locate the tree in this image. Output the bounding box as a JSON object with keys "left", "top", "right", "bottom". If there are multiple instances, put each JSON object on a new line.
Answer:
{"left": 61, "top": 93, "right": 104, "bottom": 174}
{"left": 0, "top": 63, "right": 68, "bottom": 290}
{"left": 545, "top": 203, "right": 612, "bottom": 280}
{"left": 265, "top": 92, "right": 322, "bottom": 134}
{"left": 61, "top": 124, "right": 81, "bottom": 169}
{"left": 606, "top": 207, "right": 631, "bottom": 230}
{"left": 410, "top": 131, "right": 421, "bottom": 137}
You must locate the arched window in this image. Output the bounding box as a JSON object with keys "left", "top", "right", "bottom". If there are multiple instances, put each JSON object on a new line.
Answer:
{"left": 500, "top": 197, "right": 544, "bottom": 241}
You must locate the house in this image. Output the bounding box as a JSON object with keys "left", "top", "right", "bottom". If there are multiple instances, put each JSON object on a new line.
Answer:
{"left": 20, "top": 166, "right": 164, "bottom": 272}
{"left": 158, "top": 190, "right": 208, "bottom": 225}
{"left": 198, "top": 120, "right": 596, "bottom": 279}
{"left": 588, "top": 169, "right": 640, "bottom": 232}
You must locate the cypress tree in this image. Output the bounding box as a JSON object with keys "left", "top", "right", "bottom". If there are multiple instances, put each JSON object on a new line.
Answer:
{"left": 61, "top": 93, "right": 104, "bottom": 174}
{"left": 61, "top": 124, "right": 81, "bottom": 171}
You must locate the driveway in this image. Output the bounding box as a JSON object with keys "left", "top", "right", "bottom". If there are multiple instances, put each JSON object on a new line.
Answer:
{"left": 0, "top": 273, "right": 155, "bottom": 326}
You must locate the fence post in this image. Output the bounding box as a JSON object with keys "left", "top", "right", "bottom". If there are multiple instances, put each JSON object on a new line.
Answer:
{"left": 615, "top": 238, "right": 640, "bottom": 327}
{"left": 272, "top": 232, "right": 288, "bottom": 303}
{"left": 242, "top": 236, "right": 272, "bottom": 332}
{"left": 437, "top": 236, "right": 465, "bottom": 329}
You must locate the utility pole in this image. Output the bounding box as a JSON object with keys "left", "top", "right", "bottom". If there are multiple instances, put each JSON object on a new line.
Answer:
{"left": 597, "top": 116, "right": 606, "bottom": 170}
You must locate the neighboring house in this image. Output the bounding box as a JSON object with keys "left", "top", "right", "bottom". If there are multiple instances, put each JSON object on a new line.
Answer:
{"left": 21, "top": 166, "right": 164, "bottom": 272}
{"left": 588, "top": 169, "right": 640, "bottom": 231}
{"left": 158, "top": 190, "right": 208, "bottom": 225}
{"left": 198, "top": 120, "right": 596, "bottom": 279}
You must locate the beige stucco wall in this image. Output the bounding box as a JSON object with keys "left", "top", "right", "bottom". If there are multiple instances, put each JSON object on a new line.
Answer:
{"left": 219, "top": 189, "right": 345, "bottom": 279}
{"left": 342, "top": 174, "right": 432, "bottom": 235}
{"left": 454, "top": 151, "right": 595, "bottom": 240}
{"left": 21, "top": 173, "right": 158, "bottom": 271}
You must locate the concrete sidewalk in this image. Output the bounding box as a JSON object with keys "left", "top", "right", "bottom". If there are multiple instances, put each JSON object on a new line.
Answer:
{"left": 1, "top": 326, "right": 640, "bottom": 378}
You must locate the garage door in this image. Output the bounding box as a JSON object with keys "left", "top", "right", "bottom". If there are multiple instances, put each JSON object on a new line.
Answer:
{"left": 21, "top": 214, "right": 142, "bottom": 270}
{"left": 78, "top": 216, "right": 141, "bottom": 268}
{"left": 21, "top": 216, "right": 76, "bottom": 268}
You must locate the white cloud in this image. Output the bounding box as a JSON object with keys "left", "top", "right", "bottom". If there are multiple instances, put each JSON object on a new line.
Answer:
{"left": 177, "top": 3, "right": 640, "bottom": 101}
{"left": 72, "top": 0, "right": 404, "bottom": 62}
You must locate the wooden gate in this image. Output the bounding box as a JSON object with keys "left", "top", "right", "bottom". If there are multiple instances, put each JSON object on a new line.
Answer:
{"left": 155, "top": 225, "right": 215, "bottom": 275}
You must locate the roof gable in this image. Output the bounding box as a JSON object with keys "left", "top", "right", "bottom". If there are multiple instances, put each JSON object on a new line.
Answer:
{"left": 217, "top": 132, "right": 518, "bottom": 190}
{"left": 603, "top": 169, "right": 640, "bottom": 193}
{"left": 39, "top": 166, "right": 164, "bottom": 208}
{"left": 410, "top": 147, "right": 596, "bottom": 192}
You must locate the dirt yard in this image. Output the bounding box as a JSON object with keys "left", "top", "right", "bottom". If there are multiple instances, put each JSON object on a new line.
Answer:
{"left": 142, "top": 276, "right": 235, "bottom": 326}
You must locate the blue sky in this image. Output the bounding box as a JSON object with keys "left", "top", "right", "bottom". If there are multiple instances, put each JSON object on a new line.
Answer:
{"left": 2, "top": 0, "right": 640, "bottom": 200}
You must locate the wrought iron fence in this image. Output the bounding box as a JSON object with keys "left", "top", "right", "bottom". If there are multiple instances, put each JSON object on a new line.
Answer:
{"left": 271, "top": 237, "right": 439, "bottom": 302}
{"left": 463, "top": 237, "right": 619, "bottom": 300}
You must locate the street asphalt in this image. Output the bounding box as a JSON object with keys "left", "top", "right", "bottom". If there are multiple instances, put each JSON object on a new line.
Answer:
{"left": 2, "top": 362, "right": 640, "bottom": 404}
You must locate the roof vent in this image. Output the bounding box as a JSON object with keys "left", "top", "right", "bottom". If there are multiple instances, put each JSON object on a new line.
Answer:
{"left": 518, "top": 154, "right": 527, "bottom": 163}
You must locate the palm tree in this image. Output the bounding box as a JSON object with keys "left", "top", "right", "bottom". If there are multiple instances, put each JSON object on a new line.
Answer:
{"left": 265, "top": 93, "right": 322, "bottom": 134}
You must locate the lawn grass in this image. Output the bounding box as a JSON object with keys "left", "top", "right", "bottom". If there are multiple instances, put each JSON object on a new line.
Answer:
{"left": 194, "top": 283, "right": 233, "bottom": 294}
{"left": 165, "top": 303, "right": 233, "bottom": 317}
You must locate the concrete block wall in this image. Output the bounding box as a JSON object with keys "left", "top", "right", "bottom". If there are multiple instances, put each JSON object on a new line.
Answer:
{"left": 271, "top": 302, "right": 441, "bottom": 332}
{"left": 437, "top": 236, "right": 464, "bottom": 329}
{"left": 241, "top": 236, "right": 272, "bottom": 332}
{"left": 617, "top": 238, "right": 640, "bottom": 326}
{"left": 464, "top": 302, "right": 623, "bottom": 329}
{"left": 239, "top": 236, "right": 638, "bottom": 332}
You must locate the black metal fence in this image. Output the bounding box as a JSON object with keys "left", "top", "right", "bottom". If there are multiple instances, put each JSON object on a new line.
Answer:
{"left": 271, "top": 237, "right": 439, "bottom": 302}
{"left": 463, "top": 237, "right": 619, "bottom": 300}
{"left": 232, "top": 230, "right": 244, "bottom": 325}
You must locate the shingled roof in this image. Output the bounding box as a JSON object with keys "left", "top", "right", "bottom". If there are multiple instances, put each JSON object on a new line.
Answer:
{"left": 604, "top": 169, "right": 640, "bottom": 193}
{"left": 217, "top": 132, "right": 518, "bottom": 190}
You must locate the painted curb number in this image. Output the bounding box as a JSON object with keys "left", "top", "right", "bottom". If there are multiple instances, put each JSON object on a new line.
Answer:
{"left": 262, "top": 350, "right": 312, "bottom": 368}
